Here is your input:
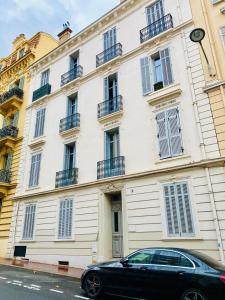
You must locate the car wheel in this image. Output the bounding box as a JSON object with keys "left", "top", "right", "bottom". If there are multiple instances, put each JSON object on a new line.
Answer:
{"left": 84, "top": 272, "right": 103, "bottom": 299}
{"left": 180, "top": 288, "right": 208, "bottom": 300}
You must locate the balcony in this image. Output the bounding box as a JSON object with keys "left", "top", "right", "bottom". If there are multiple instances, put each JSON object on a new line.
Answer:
{"left": 0, "top": 169, "right": 11, "bottom": 184}
{"left": 61, "top": 66, "right": 83, "bottom": 86}
{"left": 0, "top": 126, "right": 18, "bottom": 149}
{"left": 55, "top": 168, "right": 78, "bottom": 188}
{"left": 98, "top": 96, "right": 123, "bottom": 121}
{"left": 97, "top": 156, "right": 125, "bottom": 179}
{"left": 96, "top": 43, "right": 122, "bottom": 67}
{"left": 0, "top": 87, "right": 23, "bottom": 114}
{"left": 32, "top": 83, "right": 51, "bottom": 102}
{"left": 140, "top": 14, "right": 173, "bottom": 43}
{"left": 59, "top": 113, "right": 80, "bottom": 137}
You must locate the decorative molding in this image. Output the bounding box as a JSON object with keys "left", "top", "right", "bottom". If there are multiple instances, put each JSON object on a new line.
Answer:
{"left": 28, "top": 137, "right": 46, "bottom": 149}
{"left": 59, "top": 127, "right": 80, "bottom": 139}
{"left": 146, "top": 83, "right": 182, "bottom": 105}
{"left": 203, "top": 80, "right": 225, "bottom": 93}
{"left": 98, "top": 110, "right": 123, "bottom": 124}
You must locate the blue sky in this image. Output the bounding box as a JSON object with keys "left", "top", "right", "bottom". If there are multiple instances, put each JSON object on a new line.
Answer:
{"left": 0, "top": 0, "right": 119, "bottom": 57}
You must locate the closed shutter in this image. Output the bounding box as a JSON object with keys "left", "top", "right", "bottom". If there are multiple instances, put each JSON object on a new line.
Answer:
{"left": 58, "top": 199, "right": 73, "bottom": 239}
{"left": 22, "top": 204, "right": 36, "bottom": 240}
{"left": 160, "top": 48, "right": 173, "bottom": 86}
{"left": 12, "top": 111, "right": 19, "bottom": 127}
{"left": 167, "top": 108, "right": 183, "bottom": 157}
{"left": 104, "top": 27, "right": 116, "bottom": 50}
{"left": 5, "top": 153, "right": 13, "bottom": 170}
{"left": 140, "top": 57, "right": 152, "bottom": 95}
{"left": 146, "top": 0, "right": 164, "bottom": 24}
{"left": 156, "top": 111, "right": 170, "bottom": 159}
{"left": 41, "top": 69, "right": 49, "bottom": 87}
{"left": 18, "top": 76, "right": 25, "bottom": 90}
{"left": 34, "top": 108, "right": 45, "bottom": 137}
{"left": 29, "top": 153, "right": 41, "bottom": 187}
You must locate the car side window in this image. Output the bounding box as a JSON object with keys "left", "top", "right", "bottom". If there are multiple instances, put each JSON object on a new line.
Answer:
{"left": 128, "top": 250, "right": 155, "bottom": 265}
{"left": 152, "top": 250, "right": 193, "bottom": 268}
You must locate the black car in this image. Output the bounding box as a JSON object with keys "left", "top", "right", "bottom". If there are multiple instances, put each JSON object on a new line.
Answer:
{"left": 81, "top": 247, "right": 225, "bottom": 300}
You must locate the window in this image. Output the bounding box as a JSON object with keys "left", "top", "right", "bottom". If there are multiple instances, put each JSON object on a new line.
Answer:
{"left": 146, "top": 0, "right": 164, "bottom": 25}
{"left": 58, "top": 199, "right": 73, "bottom": 239}
{"left": 67, "top": 94, "right": 78, "bottom": 116}
{"left": 69, "top": 52, "right": 79, "bottom": 70}
{"left": 220, "top": 26, "right": 225, "bottom": 49}
{"left": 29, "top": 153, "right": 41, "bottom": 187}
{"left": 64, "top": 143, "right": 76, "bottom": 170}
{"left": 34, "top": 108, "right": 46, "bottom": 138}
{"left": 40, "top": 69, "right": 49, "bottom": 87}
{"left": 128, "top": 250, "right": 156, "bottom": 264}
{"left": 156, "top": 107, "right": 183, "bottom": 159}
{"left": 104, "top": 73, "right": 118, "bottom": 100}
{"left": 152, "top": 250, "right": 193, "bottom": 267}
{"left": 163, "top": 182, "right": 194, "bottom": 237}
{"left": 140, "top": 48, "right": 173, "bottom": 95}
{"left": 211, "top": 0, "right": 222, "bottom": 4}
{"left": 22, "top": 204, "right": 36, "bottom": 240}
{"left": 19, "top": 48, "right": 25, "bottom": 59}
{"left": 4, "top": 152, "right": 13, "bottom": 170}
{"left": 104, "top": 27, "right": 116, "bottom": 50}
{"left": 105, "top": 128, "right": 120, "bottom": 160}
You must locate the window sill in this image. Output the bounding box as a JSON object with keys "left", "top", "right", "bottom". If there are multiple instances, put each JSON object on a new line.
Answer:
{"left": 28, "top": 136, "right": 46, "bottom": 149}
{"left": 54, "top": 239, "right": 75, "bottom": 242}
{"left": 162, "top": 236, "right": 203, "bottom": 241}
{"left": 19, "top": 240, "right": 36, "bottom": 243}
{"left": 155, "top": 154, "right": 191, "bottom": 165}
{"left": 146, "top": 83, "right": 182, "bottom": 106}
{"left": 26, "top": 186, "right": 40, "bottom": 191}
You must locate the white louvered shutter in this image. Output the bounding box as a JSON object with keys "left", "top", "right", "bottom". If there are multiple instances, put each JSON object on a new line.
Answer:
{"left": 167, "top": 108, "right": 183, "bottom": 157}
{"left": 29, "top": 153, "right": 41, "bottom": 187}
{"left": 34, "top": 108, "right": 45, "bottom": 137}
{"left": 58, "top": 199, "right": 73, "bottom": 239}
{"left": 140, "top": 57, "right": 152, "bottom": 95}
{"left": 23, "top": 204, "right": 36, "bottom": 240}
{"left": 156, "top": 111, "right": 170, "bottom": 159}
{"left": 160, "top": 48, "right": 173, "bottom": 86}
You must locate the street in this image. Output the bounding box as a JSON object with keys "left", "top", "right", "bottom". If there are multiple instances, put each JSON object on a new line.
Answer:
{"left": 0, "top": 264, "right": 101, "bottom": 300}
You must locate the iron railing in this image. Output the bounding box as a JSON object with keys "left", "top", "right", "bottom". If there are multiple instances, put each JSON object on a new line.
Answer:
{"left": 98, "top": 95, "right": 123, "bottom": 119}
{"left": 0, "top": 126, "right": 18, "bottom": 139}
{"left": 0, "top": 169, "right": 11, "bottom": 183}
{"left": 61, "top": 66, "right": 83, "bottom": 86}
{"left": 97, "top": 156, "right": 125, "bottom": 179}
{"left": 0, "top": 87, "right": 23, "bottom": 104}
{"left": 55, "top": 168, "right": 78, "bottom": 188}
{"left": 59, "top": 113, "right": 80, "bottom": 133}
{"left": 32, "top": 83, "right": 51, "bottom": 102}
{"left": 96, "top": 43, "right": 122, "bottom": 67}
{"left": 140, "top": 14, "right": 173, "bottom": 43}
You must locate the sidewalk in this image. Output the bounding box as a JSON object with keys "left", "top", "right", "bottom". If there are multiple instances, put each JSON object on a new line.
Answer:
{"left": 0, "top": 258, "right": 83, "bottom": 279}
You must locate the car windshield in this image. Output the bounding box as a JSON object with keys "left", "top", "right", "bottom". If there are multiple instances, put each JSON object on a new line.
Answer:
{"left": 189, "top": 250, "right": 224, "bottom": 269}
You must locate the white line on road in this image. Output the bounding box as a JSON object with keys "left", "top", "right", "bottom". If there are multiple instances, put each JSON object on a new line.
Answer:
{"left": 23, "top": 285, "right": 40, "bottom": 291}
{"left": 12, "top": 282, "right": 22, "bottom": 286}
{"left": 13, "top": 280, "right": 23, "bottom": 283}
{"left": 0, "top": 276, "right": 7, "bottom": 280}
{"left": 50, "top": 289, "right": 64, "bottom": 294}
{"left": 74, "top": 295, "right": 90, "bottom": 300}
{"left": 31, "top": 284, "right": 41, "bottom": 288}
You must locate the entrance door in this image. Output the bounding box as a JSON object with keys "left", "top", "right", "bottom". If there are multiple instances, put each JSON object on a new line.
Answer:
{"left": 112, "top": 200, "right": 123, "bottom": 258}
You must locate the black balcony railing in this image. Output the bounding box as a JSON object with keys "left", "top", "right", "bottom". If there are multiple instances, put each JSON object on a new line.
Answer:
{"left": 32, "top": 83, "right": 51, "bottom": 102}
{"left": 0, "top": 169, "right": 11, "bottom": 183}
{"left": 0, "top": 87, "right": 23, "bottom": 104}
{"left": 96, "top": 43, "right": 122, "bottom": 67}
{"left": 97, "top": 156, "right": 125, "bottom": 179}
{"left": 0, "top": 126, "right": 18, "bottom": 139}
{"left": 98, "top": 95, "right": 123, "bottom": 119}
{"left": 59, "top": 113, "right": 80, "bottom": 133}
{"left": 61, "top": 66, "right": 83, "bottom": 86}
{"left": 55, "top": 168, "right": 78, "bottom": 188}
{"left": 140, "top": 14, "right": 173, "bottom": 43}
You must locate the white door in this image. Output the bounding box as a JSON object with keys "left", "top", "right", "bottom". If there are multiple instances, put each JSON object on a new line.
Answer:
{"left": 112, "top": 201, "right": 123, "bottom": 258}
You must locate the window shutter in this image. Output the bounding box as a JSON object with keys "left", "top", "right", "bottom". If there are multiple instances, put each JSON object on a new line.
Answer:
{"left": 5, "top": 153, "right": 13, "bottom": 170}
{"left": 140, "top": 57, "right": 152, "bottom": 95}
{"left": 23, "top": 204, "right": 36, "bottom": 240}
{"left": 156, "top": 111, "right": 170, "bottom": 159}
{"left": 18, "top": 76, "right": 25, "bottom": 90}
{"left": 29, "top": 153, "right": 41, "bottom": 187}
{"left": 104, "top": 77, "right": 109, "bottom": 101}
{"left": 12, "top": 111, "right": 19, "bottom": 127}
{"left": 115, "top": 130, "right": 120, "bottom": 157}
{"left": 41, "top": 69, "right": 49, "bottom": 87}
{"left": 34, "top": 153, "right": 41, "bottom": 186}
{"left": 167, "top": 108, "right": 183, "bottom": 157}
{"left": 39, "top": 108, "right": 46, "bottom": 136}
{"left": 34, "top": 108, "right": 45, "bottom": 137}
{"left": 175, "top": 182, "right": 194, "bottom": 235}
{"left": 160, "top": 48, "right": 173, "bottom": 86}
{"left": 112, "top": 27, "right": 117, "bottom": 46}
{"left": 58, "top": 199, "right": 73, "bottom": 239}
{"left": 64, "top": 145, "right": 70, "bottom": 170}
{"left": 105, "top": 132, "right": 111, "bottom": 160}
{"left": 34, "top": 110, "right": 41, "bottom": 138}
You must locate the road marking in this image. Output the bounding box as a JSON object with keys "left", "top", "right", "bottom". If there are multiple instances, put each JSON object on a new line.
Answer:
{"left": 74, "top": 296, "right": 90, "bottom": 300}
{"left": 31, "top": 284, "right": 41, "bottom": 288}
{"left": 23, "top": 285, "right": 40, "bottom": 291}
{"left": 50, "top": 289, "right": 64, "bottom": 294}
{"left": 0, "top": 276, "right": 7, "bottom": 280}
{"left": 12, "top": 282, "right": 22, "bottom": 286}
{"left": 13, "top": 280, "right": 23, "bottom": 283}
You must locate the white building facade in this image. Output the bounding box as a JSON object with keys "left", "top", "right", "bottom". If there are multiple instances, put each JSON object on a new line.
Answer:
{"left": 7, "top": 0, "right": 225, "bottom": 268}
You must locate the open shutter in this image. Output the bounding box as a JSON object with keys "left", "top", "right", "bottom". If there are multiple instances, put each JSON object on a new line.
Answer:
{"left": 34, "top": 110, "right": 41, "bottom": 137}
{"left": 5, "top": 153, "right": 13, "bottom": 170}
{"left": 12, "top": 111, "right": 19, "bottom": 127}
{"left": 18, "top": 76, "right": 25, "bottom": 90}
{"left": 167, "top": 108, "right": 183, "bottom": 157}
{"left": 164, "top": 184, "right": 180, "bottom": 236}
{"left": 64, "top": 145, "right": 70, "bottom": 170}
{"left": 39, "top": 108, "right": 46, "bottom": 136}
{"left": 160, "top": 48, "right": 173, "bottom": 86}
{"left": 29, "top": 155, "right": 36, "bottom": 187}
{"left": 140, "top": 57, "right": 152, "bottom": 95}
{"left": 111, "top": 27, "right": 117, "bottom": 47}
{"left": 105, "top": 132, "right": 111, "bottom": 160}
{"left": 156, "top": 111, "right": 170, "bottom": 159}
{"left": 175, "top": 182, "right": 194, "bottom": 236}
{"left": 104, "top": 77, "right": 109, "bottom": 101}
{"left": 35, "top": 153, "right": 41, "bottom": 186}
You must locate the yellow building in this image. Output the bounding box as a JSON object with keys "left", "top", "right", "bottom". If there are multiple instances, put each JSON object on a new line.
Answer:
{"left": 0, "top": 33, "right": 58, "bottom": 257}
{"left": 190, "top": 0, "right": 225, "bottom": 156}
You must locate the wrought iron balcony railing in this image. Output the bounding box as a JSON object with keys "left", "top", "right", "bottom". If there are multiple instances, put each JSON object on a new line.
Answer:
{"left": 61, "top": 66, "right": 83, "bottom": 86}
{"left": 0, "top": 87, "right": 23, "bottom": 104}
{"left": 55, "top": 168, "right": 78, "bottom": 188}
{"left": 96, "top": 43, "right": 122, "bottom": 67}
{"left": 98, "top": 95, "right": 123, "bottom": 119}
{"left": 0, "top": 126, "right": 18, "bottom": 139}
{"left": 59, "top": 113, "right": 80, "bottom": 133}
{"left": 97, "top": 156, "right": 125, "bottom": 179}
{"left": 140, "top": 14, "right": 173, "bottom": 43}
{"left": 32, "top": 83, "right": 51, "bottom": 102}
{"left": 0, "top": 169, "right": 11, "bottom": 183}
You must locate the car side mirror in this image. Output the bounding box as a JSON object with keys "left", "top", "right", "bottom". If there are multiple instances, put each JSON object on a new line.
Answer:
{"left": 120, "top": 257, "right": 129, "bottom": 266}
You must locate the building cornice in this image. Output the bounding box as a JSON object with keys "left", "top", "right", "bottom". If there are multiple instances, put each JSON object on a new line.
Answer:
{"left": 203, "top": 80, "right": 225, "bottom": 93}
{"left": 13, "top": 157, "right": 225, "bottom": 201}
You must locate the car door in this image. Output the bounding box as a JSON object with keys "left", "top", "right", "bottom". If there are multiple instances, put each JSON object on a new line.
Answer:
{"left": 146, "top": 249, "right": 195, "bottom": 298}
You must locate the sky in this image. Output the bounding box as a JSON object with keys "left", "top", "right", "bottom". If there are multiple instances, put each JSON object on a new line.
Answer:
{"left": 0, "top": 0, "right": 119, "bottom": 57}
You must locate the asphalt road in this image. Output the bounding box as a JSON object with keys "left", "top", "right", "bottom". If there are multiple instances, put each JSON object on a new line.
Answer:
{"left": 0, "top": 264, "right": 100, "bottom": 300}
